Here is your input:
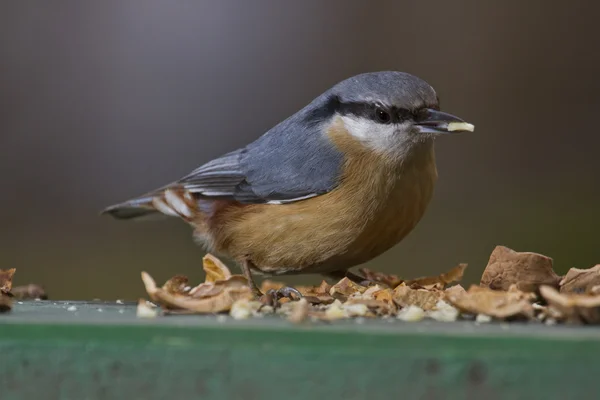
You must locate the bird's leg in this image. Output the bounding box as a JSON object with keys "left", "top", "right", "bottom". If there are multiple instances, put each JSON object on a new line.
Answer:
{"left": 241, "top": 260, "right": 263, "bottom": 298}
{"left": 241, "top": 260, "right": 302, "bottom": 302}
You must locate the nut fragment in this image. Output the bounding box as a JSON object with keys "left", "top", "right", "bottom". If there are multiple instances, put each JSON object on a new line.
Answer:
{"left": 447, "top": 122, "right": 475, "bottom": 132}
{"left": 393, "top": 285, "right": 443, "bottom": 311}
{"left": 540, "top": 285, "right": 600, "bottom": 324}
{"left": 358, "top": 268, "right": 402, "bottom": 288}
{"left": 445, "top": 284, "right": 535, "bottom": 319}
{"left": 397, "top": 305, "right": 426, "bottom": 321}
{"left": 230, "top": 299, "right": 262, "bottom": 320}
{"left": 0, "top": 268, "right": 16, "bottom": 294}
{"left": 0, "top": 268, "right": 16, "bottom": 313}
{"left": 407, "top": 264, "right": 467, "bottom": 290}
{"left": 480, "top": 246, "right": 560, "bottom": 292}
{"left": 560, "top": 265, "right": 600, "bottom": 294}
{"left": 141, "top": 270, "right": 253, "bottom": 313}
{"left": 329, "top": 277, "right": 367, "bottom": 299}
{"left": 287, "top": 298, "right": 310, "bottom": 323}
{"left": 324, "top": 300, "right": 348, "bottom": 320}
{"left": 136, "top": 298, "right": 158, "bottom": 318}
{"left": 426, "top": 300, "right": 459, "bottom": 322}
{"left": 202, "top": 254, "right": 232, "bottom": 282}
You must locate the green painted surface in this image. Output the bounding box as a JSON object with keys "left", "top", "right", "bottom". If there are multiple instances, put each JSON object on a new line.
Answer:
{"left": 0, "top": 301, "right": 599, "bottom": 399}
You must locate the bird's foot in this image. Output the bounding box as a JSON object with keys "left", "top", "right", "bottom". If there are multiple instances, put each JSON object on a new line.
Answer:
{"left": 259, "top": 286, "right": 303, "bottom": 308}
{"left": 271, "top": 286, "right": 303, "bottom": 301}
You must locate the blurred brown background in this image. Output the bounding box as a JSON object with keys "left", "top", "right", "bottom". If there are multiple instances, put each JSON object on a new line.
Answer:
{"left": 1, "top": 1, "right": 598, "bottom": 300}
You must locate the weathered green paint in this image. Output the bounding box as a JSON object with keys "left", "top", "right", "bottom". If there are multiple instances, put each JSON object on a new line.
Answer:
{"left": 1, "top": 301, "right": 599, "bottom": 399}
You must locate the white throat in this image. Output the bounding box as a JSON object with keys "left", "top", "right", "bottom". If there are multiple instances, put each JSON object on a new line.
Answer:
{"left": 339, "top": 115, "right": 414, "bottom": 157}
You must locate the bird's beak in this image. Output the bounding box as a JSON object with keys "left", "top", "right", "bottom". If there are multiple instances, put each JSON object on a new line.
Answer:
{"left": 414, "top": 109, "right": 474, "bottom": 134}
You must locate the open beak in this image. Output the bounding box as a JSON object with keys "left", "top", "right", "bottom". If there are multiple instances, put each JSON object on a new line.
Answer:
{"left": 414, "top": 109, "right": 474, "bottom": 134}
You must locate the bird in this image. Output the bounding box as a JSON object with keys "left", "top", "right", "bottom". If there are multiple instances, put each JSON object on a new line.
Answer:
{"left": 102, "top": 71, "right": 474, "bottom": 299}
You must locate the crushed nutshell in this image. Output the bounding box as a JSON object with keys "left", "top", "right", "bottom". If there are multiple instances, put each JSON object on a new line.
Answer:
{"left": 559, "top": 264, "right": 600, "bottom": 294}
{"left": 480, "top": 246, "right": 560, "bottom": 292}
{"left": 135, "top": 246, "right": 600, "bottom": 326}
{"left": 0, "top": 268, "right": 16, "bottom": 313}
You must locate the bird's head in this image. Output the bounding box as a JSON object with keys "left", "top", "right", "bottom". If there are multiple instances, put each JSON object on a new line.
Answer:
{"left": 311, "top": 71, "right": 474, "bottom": 159}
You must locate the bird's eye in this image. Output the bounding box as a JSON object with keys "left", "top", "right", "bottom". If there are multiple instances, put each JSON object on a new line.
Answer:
{"left": 375, "top": 107, "right": 391, "bottom": 123}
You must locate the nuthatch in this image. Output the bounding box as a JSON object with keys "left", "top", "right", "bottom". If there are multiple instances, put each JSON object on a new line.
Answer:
{"left": 103, "top": 71, "right": 474, "bottom": 298}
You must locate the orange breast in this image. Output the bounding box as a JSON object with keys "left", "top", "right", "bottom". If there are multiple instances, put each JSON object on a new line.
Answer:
{"left": 195, "top": 119, "right": 438, "bottom": 275}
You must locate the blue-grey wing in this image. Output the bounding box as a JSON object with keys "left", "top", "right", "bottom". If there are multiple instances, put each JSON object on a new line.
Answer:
{"left": 179, "top": 110, "right": 344, "bottom": 204}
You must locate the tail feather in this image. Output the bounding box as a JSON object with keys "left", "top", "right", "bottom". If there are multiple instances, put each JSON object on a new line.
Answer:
{"left": 101, "top": 197, "right": 162, "bottom": 220}
{"left": 102, "top": 188, "right": 198, "bottom": 222}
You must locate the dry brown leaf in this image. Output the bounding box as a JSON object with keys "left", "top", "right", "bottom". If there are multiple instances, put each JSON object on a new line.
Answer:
{"left": 203, "top": 254, "right": 232, "bottom": 283}
{"left": 540, "top": 285, "right": 600, "bottom": 323}
{"left": 0, "top": 268, "right": 16, "bottom": 294}
{"left": 329, "top": 277, "right": 367, "bottom": 299}
{"left": 560, "top": 265, "right": 600, "bottom": 294}
{"left": 445, "top": 284, "right": 535, "bottom": 319}
{"left": 358, "top": 268, "right": 402, "bottom": 288}
{"left": 10, "top": 284, "right": 47, "bottom": 300}
{"left": 393, "top": 285, "right": 443, "bottom": 311}
{"left": 141, "top": 271, "right": 252, "bottom": 313}
{"left": 480, "top": 246, "right": 560, "bottom": 292}
{"left": 406, "top": 263, "right": 468, "bottom": 290}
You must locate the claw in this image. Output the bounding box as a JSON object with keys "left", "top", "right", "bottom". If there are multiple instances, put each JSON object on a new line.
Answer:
{"left": 274, "top": 286, "right": 303, "bottom": 301}
{"left": 259, "top": 286, "right": 303, "bottom": 308}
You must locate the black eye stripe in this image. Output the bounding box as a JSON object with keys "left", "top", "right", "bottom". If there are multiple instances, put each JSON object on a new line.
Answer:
{"left": 331, "top": 96, "right": 418, "bottom": 124}
{"left": 306, "top": 95, "right": 426, "bottom": 126}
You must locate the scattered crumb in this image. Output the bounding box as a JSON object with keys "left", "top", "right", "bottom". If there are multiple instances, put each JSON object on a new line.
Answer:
{"left": 136, "top": 299, "right": 157, "bottom": 318}
{"left": 427, "top": 300, "right": 459, "bottom": 322}
{"left": 397, "top": 305, "right": 426, "bottom": 321}
{"left": 343, "top": 303, "right": 369, "bottom": 317}
{"left": 475, "top": 314, "right": 492, "bottom": 323}
{"left": 287, "top": 298, "right": 309, "bottom": 323}
{"left": 324, "top": 300, "right": 348, "bottom": 320}
{"left": 230, "top": 299, "right": 262, "bottom": 320}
